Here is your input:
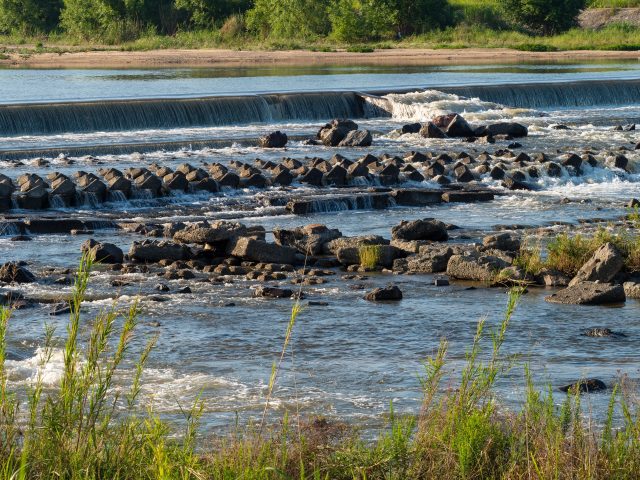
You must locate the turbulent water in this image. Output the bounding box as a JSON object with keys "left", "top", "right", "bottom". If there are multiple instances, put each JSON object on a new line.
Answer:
{"left": 1, "top": 62, "right": 640, "bottom": 432}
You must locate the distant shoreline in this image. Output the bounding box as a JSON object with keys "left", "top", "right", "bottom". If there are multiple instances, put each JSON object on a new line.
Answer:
{"left": 1, "top": 47, "right": 639, "bottom": 69}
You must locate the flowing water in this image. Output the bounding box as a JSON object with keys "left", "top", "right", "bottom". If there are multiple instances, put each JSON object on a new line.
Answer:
{"left": 1, "top": 61, "right": 640, "bottom": 432}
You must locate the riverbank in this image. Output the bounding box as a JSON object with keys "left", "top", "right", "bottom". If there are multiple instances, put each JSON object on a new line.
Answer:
{"left": 1, "top": 46, "right": 639, "bottom": 69}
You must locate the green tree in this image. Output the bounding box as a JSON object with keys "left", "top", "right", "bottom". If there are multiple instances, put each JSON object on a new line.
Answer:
{"left": 247, "top": 0, "right": 329, "bottom": 38}
{"left": 395, "top": 0, "right": 452, "bottom": 36}
{"left": 175, "top": 0, "right": 250, "bottom": 29}
{"left": 328, "top": 0, "right": 398, "bottom": 42}
{"left": 60, "top": 0, "right": 121, "bottom": 40}
{"left": 501, "top": 0, "right": 586, "bottom": 35}
{"left": 0, "top": 0, "right": 63, "bottom": 34}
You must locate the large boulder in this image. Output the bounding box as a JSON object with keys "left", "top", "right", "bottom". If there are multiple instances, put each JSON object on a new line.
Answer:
{"left": 0, "top": 262, "right": 35, "bottom": 284}
{"left": 486, "top": 123, "right": 528, "bottom": 138}
{"left": 420, "top": 122, "right": 447, "bottom": 139}
{"left": 405, "top": 245, "right": 457, "bottom": 273}
{"left": 338, "top": 129, "right": 373, "bottom": 147}
{"left": 336, "top": 245, "right": 402, "bottom": 269}
{"left": 259, "top": 131, "right": 288, "bottom": 148}
{"left": 325, "top": 235, "right": 389, "bottom": 255}
{"left": 391, "top": 218, "right": 448, "bottom": 242}
{"left": 81, "top": 239, "right": 124, "bottom": 264}
{"left": 364, "top": 285, "right": 403, "bottom": 302}
{"left": 482, "top": 233, "right": 520, "bottom": 252}
{"left": 545, "top": 282, "right": 625, "bottom": 305}
{"left": 173, "top": 221, "right": 247, "bottom": 245}
{"left": 446, "top": 253, "right": 510, "bottom": 282}
{"left": 318, "top": 119, "right": 358, "bottom": 146}
{"left": 273, "top": 224, "right": 342, "bottom": 256}
{"left": 129, "top": 240, "right": 191, "bottom": 263}
{"left": 569, "top": 243, "right": 624, "bottom": 287}
{"left": 443, "top": 114, "right": 474, "bottom": 138}
{"left": 228, "top": 237, "right": 297, "bottom": 265}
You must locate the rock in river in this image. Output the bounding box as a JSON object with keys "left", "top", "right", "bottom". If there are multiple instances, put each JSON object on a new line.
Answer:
{"left": 0, "top": 262, "right": 36, "bottom": 284}
{"left": 364, "top": 285, "right": 403, "bottom": 302}
{"left": 545, "top": 282, "right": 625, "bottom": 305}
{"left": 559, "top": 378, "right": 607, "bottom": 394}
{"left": 81, "top": 239, "right": 124, "bottom": 264}
{"left": 569, "top": 242, "right": 624, "bottom": 287}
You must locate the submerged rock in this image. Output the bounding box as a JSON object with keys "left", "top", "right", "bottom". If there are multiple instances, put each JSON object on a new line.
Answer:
{"left": 254, "top": 286, "right": 294, "bottom": 299}
{"left": 583, "top": 328, "right": 626, "bottom": 338}
{"left": 559, "top": 379, "right": 607, "bottom": 394}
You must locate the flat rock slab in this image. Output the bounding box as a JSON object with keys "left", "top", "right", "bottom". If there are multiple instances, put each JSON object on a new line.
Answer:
{"left": 545, "top": 282, "right": 625, "bottom": 305}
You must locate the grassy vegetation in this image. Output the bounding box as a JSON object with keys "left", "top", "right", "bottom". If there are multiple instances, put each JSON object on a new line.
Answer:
{"left": 0, "top": 259, "right": 637, "bottom": 478}
{"left": 359, "top": 245, "right": 383, "bottom": 270}
{"left": 2, "top": 16, "right": 640, "bottom": 55}
{"left": 515, "top": 224, "right": 640, "bottom": 278}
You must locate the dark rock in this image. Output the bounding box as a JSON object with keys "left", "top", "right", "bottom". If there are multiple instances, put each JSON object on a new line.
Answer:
{"left": 401, "top": 123, "right": 421, "bottom": 134}
{"left": 155, "top": 283, "right": 170, "bottom": 292}
{"left": 584, "top": 328, "right": 626, "bottom": 338}
{"left": 273, "top": 224, "right": 342, "bottom": 256}
{"left": 81, "top": 239, "right": 124, "bottom": 264}
{"left": 301, "top": 168, "right": 324, "bottom": 187}
{"left": 364, "top": 285, "right": 403, "bottom": 301}
{"left": 259, "top": 131, "right": 288, "bottom": 148}
{"left": 419, "top": 122, "right": 447, "bottom": 139}
{"left": 339, "top": 129, "right": 373, "bottom": 147}
{"left": 318, "top": 119, "right": 358, "bottom": 146}
{"left": 391, "top": 218, "right": 448, "bottom": 242}
{"left": 486, "top": 122, "right": 528, "bottom": 138}
{"left": 545, "top": 282, "right": 625, "bottom": 305}
{"left": 255, "top": 286, "right": 294, "bottom": 298}
{"left": 176, "top": 286, "right": 192, "bottom": 294}
{"left": 482, "top": 233, "right": 520, "bottom": 252}
{"left": 559, "top": 379, "right": 607, "bottom": 394}
{"left": 129, "top": 240, "right": 191, "bottom": 263}
{"left": 442, "top": 114, "right": 474, "bottom": 138}
{"left": 546, "top": 162, "right": 562, "bottom": 177}
{"left": 503, "top": 177, "right": 534, "bottom": 191}
{"left": 0, "top": 262, "right": 36, "bottom": 283}
{"left": 442, "top": 191, "right": 494, "bottom": 203}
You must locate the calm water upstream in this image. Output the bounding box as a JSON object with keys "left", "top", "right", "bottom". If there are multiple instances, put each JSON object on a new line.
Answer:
{"left": 1, "top": 60, "right": 640, "bottom": 432}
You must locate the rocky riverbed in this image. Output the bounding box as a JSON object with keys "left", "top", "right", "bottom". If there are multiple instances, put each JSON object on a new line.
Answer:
{"left": 1, "top": 101, "right": 640, "bottom": 432}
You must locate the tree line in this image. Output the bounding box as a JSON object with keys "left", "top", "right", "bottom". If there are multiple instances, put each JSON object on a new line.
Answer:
{"left": 0, "top": 0, "right": 587, "bottom": 43}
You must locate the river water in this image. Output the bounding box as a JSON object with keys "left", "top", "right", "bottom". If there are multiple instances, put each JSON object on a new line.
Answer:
{"left": 1, "top": 60, "right": 640, "bottom": 432}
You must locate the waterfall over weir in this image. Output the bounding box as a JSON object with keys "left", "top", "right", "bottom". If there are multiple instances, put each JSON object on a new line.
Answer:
{"left": 0, "top": 92, "right": 366, "bottom": 136}
{"left": 2, "top": 79, "right": 640, "bottom": 136}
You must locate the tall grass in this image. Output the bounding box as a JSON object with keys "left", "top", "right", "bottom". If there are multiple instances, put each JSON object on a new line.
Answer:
{"left": 0, "top": 261, "right": 639, "bottom": 478}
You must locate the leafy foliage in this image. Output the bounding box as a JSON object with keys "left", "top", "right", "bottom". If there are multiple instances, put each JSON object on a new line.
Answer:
{"left": 0, "top": 0, "right": 63, "bottom": 34}
{"left": 501, "top": 0, "right": 587, "bottom": 35}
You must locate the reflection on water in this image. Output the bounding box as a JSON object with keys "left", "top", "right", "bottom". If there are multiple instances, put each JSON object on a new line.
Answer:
{"left": 2, "top": 60, "right": 640, "bottom": 103}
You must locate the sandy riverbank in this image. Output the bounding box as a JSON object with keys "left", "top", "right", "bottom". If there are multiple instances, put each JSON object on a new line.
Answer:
{"left": 1, "top": 47, "right": 639, "bottom": 69}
